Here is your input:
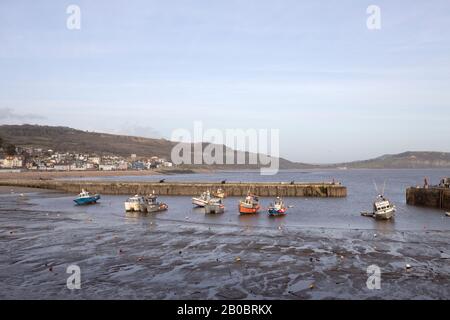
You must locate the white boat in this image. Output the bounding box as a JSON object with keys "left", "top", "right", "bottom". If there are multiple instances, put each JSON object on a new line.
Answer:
{"left": 205, "top": 198, "right": 224, "bottom": 214}
{"left": 361, "top": 195, "right": 396, "bottom": 220}
{"left": 192, "top": 190, "right": 211, "bottom": 207}
{"left": 124, "top": 195, "right": 146, "bottom": 212}
{"left": 445, "top": 212, "right": 450, "bottom": 217}
{"left": 373, "top": 195, "right": 396, "bottom": 220}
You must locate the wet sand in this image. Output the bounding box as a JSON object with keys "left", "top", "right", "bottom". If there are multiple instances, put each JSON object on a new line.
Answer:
{"left": 0, "top": 188, "right": 449, "bottom": 299}
{"left": 0, "top": 168, "right": 205, "bottom": 181}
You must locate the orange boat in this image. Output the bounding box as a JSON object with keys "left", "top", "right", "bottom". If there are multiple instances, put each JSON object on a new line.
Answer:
{"left": 239, "top": 193, "right": 260, "bottom": 214}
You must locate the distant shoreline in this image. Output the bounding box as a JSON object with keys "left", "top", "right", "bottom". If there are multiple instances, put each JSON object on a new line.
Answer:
{"left": 1, "top": 167, "right": 449, "bottom": 181}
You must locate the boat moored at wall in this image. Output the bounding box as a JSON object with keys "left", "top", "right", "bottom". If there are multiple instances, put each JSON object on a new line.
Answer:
{"left": 212, "top": 188, "right": 226, "bottom": 199}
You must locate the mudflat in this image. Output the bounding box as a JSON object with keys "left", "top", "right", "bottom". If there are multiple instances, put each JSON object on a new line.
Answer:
{"left": 0, "top": 168, "right": 202, "bottom": 181}
{"left": 0, "top": 189, "right": 449, "bottom": 299}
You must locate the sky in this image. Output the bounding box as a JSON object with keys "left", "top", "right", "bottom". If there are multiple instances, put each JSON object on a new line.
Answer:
{"left": 1, "top": 0, "right": 450, "bottom": 163}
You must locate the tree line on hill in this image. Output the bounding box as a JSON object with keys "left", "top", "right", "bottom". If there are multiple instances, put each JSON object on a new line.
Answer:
{"left": 0, "top": 135, "right": 17, "bottom": 156}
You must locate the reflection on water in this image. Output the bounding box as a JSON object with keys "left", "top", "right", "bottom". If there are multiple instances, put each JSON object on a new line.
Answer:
{"left": 372, "top": 219, "right": 397, "bottom": 233}
{"left": 27, "top": 191, "right": 449, "bottom": 232}
{"left": 4, "top": 168, "right": 448, "bottom": 232}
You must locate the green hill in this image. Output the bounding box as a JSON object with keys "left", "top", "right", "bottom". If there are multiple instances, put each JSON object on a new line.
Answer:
{"left": 0, "top": 124, "right": 307, "bottom": 169}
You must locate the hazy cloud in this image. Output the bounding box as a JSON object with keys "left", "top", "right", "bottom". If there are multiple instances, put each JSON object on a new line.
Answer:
{"left": 0, "top": 108, "right": 46, "bottom": 121}
{"left": 108, "top": 124, "right": 161, "bottom": 139}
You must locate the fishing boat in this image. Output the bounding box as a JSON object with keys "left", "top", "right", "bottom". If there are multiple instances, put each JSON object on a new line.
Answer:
{"left": 372, "top": 195, "right": 396, "bottom": 220}
{"left": 192, "top": 190, "right": 211, "bottom": 207}
{"left": 73, "top": 189, "right": 100, "bottom": 205}
{"left": 205, "top": 198, "right": 225, "bottom": 214}
{"left": 268, "top": 197, "right": 287, "bottom": 216}
{"left": 145, "top": 192, "right": 168, "bottom": 213}
{"left": 239, "top": 193, "right": 260, "bottom": 214}
{"left": 124, "top": 195, "right": 146, "bottom": 212}
{"left": 213, "top": 188, "right": 226, "bottom": 199}
{"left": 361, "top": 195, "right": 396, "bottom": 220}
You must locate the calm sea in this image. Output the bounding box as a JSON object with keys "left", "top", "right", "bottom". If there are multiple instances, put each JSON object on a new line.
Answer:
{"left": 51, "top": 169, "right": 450, "bottom": 232}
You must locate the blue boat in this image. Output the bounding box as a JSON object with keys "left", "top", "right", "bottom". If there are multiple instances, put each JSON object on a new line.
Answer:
{"left": 73, "top": 189, "right": 101, "bottom": 205}
{"left": 268, "top": 197, "right": 287, "bottom": 216}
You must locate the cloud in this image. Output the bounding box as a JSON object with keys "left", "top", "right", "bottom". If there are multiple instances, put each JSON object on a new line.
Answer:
{"left": 108, "top": 124, "right": 161, "bottom": 139}
{"left": 0, "top": 108, "right": 46, "bottom": 120}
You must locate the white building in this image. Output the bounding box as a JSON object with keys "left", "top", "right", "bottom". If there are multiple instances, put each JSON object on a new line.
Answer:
{"left": 99, "top": 164, "right": 115, "bottom": 171}
{"left": 1, "top": 156, "right": 23, "bottom": 169}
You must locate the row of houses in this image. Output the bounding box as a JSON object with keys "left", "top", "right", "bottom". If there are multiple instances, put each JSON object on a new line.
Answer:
{"left": 0, "top": 148, "right": 173, "bottom": 171}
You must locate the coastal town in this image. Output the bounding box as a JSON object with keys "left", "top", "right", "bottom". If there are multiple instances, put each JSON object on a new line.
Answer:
{"left": 0, "top": 146, "right": 173, "bottom": 172}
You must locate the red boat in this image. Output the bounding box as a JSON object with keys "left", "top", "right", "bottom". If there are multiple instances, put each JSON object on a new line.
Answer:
{"left": 239, "top": 193, "right": 260, "bottom": 214}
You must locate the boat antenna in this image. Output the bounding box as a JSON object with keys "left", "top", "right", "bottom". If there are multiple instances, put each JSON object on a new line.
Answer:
{"left": 373, "top": 180, "right": 379, "bottom": 194}
{"left": 381, "top": 180, "right": 386, "bottom": 196}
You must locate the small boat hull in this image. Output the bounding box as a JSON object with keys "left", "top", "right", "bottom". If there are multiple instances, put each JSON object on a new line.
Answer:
{"left": 74, "top": 194, "right": 100, "bottom": 205}
{"left": 147, "top": 203, "right": 168, "bottom": 213}
{"left": 374, "top": 207, "right": 395, "bottom": 220}
{"left": 361, "top": 209, "right": 395, "bottom": 220}
{"left": 268, "top": 208, "right": 286, "bottom": 216}
{"left": 124, "top": 202, "right": 141, "bottom": 212}
{"left": 192, "top": 198, "right": 208, "bottom": 207}
{"left": 205, "top": 204, "right": 224, "bottom": 214}
{"left": 239, "top": 204, "right": 260, "bottom": 214}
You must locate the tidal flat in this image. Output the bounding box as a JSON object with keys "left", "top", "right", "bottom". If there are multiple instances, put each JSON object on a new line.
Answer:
{"left": 0, "top": 186, "right": 449, "bottom": 299}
